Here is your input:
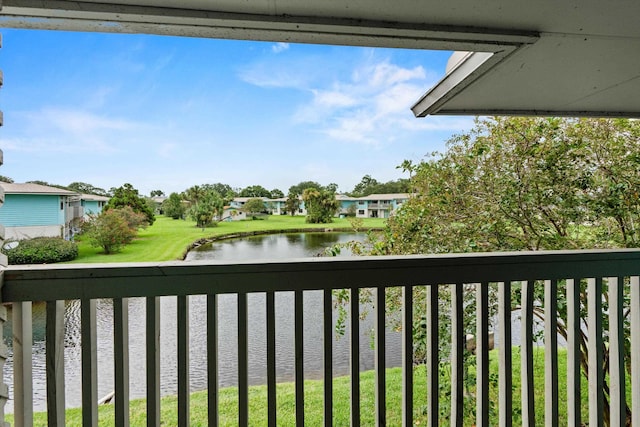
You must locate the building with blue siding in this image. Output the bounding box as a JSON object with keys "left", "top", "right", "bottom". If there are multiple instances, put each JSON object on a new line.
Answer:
{"left": 0, "top": 183, "right": 83, "bottom": 240}
{"left": 228, "top": 193, "right": 410, "bottom": 220}
{"left": 80, "top": 193, "right": 109, "bottom": 216}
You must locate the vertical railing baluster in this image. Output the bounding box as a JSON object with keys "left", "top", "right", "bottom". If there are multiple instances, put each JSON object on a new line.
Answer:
{"left": 266, "top": 291, "right": 277, "bottom": 426}
{"left": 375, "top": 287, "right": 386, "bottom": 427}
{"left": 426, "top": 285, "right": 438, "bottom": 427}
{"left": 609, "top": 277, "right": 626, "bottom": 425}
{"left": 402, "top": 285, "right": 413, "bottom": 427}
{"left": 544, "top": 279, "right": 558, "bottom": 427}
{"left": 350, "top": 287, "right": 360, "bottom": 427}
{"left": 295, "top": 290, "right": 305, "bottom": 426}
{"left": 631, "top": 276, "right": 640, "bottom": 427}
{"left": 146, "top": 297, "right": 160, "bottom": 427}
{"left": 238, "top": 292, "right": 249, "bottom": 426}
{"left": 13, "top": 301, "right": 33, "bottom": 427}
{"left": 81, "top": 299, "right": 97, "bottom": 427}
{"left": 113, "top": 298, "right": 129, "bottom": 427}
{"left": 566, "top": 278, "right": 581, "bottom": 427}
{"left": 476, "top": 283, "right": 489, "bottom": 427}
{"left": 520, "top": 281, "right": 535, "bottom": 426}
{"left": 177, "top": 295, "right": 190, "bottom": 427}
{"left": 207, "top": 294, "right": 219, "bottom": 427}
{"left": 46, "top": 300, "right": 65, "bottom": 427}
{"left": 587, "top": 278, "right": 604, "bottom": 427}
{"left": 498, "top": 281, "right": 512, "bottom": 427}
{"left": 323, "top": 288, "right": 333, "bottom": 427}
{"left": 0, "top": 302, "right": 8, "bottom": 427}
{"left": 450, "top": 284, "right": 464, "bottom": 427}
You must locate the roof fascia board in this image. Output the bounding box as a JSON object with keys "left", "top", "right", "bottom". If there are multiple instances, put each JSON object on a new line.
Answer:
{"left": 0, "top": 1, "right": 538, "bottom": 50}
{"left": 430, "top": 109, "right": 640, "bottom": 118}
{"left": 412, "top": 48, "right": 519, "bottom": 117}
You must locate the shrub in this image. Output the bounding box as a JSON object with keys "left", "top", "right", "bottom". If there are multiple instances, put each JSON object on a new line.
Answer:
{"left": 3, "top": 237, "right": 78, "bottom": 265}
{"left": 82, "top": 207, "right": 148, "bottom": 254}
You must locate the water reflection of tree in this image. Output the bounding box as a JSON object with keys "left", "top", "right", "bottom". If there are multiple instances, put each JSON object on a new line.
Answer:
{"left": 302, "top": 232, "right": 341, "bottom": 250}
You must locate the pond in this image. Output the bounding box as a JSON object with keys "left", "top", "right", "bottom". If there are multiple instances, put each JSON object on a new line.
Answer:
{"left": 3, "top": 232, "right": 402, "bottom": 411}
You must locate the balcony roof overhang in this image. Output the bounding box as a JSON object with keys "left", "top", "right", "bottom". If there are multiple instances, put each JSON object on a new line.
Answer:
{"left": 1, "top": 0, "right": 639, "bottom": 118}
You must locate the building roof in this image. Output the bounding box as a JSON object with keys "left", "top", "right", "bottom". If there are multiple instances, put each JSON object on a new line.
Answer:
{"left": 0, "top": 182, "right": 79, "bottom": 196}
{"left": 81, "top": 193, "right": 110, "bottom": 202}
{"left": 232, "top": 197, "right": 269, "bottom": 203}
{"left": 358, "top": 193, "right": 411, "bottom": 201}
{"left": 1, "top": 1, "right": 638, "bottom": 118}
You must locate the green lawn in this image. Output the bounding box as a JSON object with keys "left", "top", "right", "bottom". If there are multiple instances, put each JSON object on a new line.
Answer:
{"left": 72, "top": 215, "right": 385, "bottom": 263}
{"left": 8, "top": 348, "right": 602, "bottom": 426}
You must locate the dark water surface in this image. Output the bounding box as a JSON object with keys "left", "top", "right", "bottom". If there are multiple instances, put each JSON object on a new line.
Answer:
{"left": 4, "top": 232, "right": 402, "bottom": 411}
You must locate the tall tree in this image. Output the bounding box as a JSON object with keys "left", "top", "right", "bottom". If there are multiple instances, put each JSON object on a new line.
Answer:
{"left": 372, "top": 117, "right": 640, "bottom": 425}
{"left": 163, "top": 192, "right": 186, "bottom": 219}
{"left": 183, "top": 185, "right": 205, "bottom": 206}
{"left": 202, "top": 183, "right": 237, "bottom": 204}
{"left": 242, "top": 198, "right": 267, "bottom": 214}
{"left": 302, "top": 188, "right": 339, "bottom": 223}
{"left": 285, "top": 191, "right": 301, "bottom": 216}
{"left": 150, "top": 190, "right": 165, "bottom": 197}
{"left": 270, "top": 188, "right": 284, "bottom": 199}
{"left": 105, "top": 183, "right": 156, "bottom": 225}
{"left": 349, "top": 175, "right": 410, "bottom": 197}
{"left": 239, "top": 185, "right": 271, "bottom": 198}
{"left": 185, "top": 185, "right": 224, "bottom": 228}
{"left": 67, "top": 182, "right": 109, "bottom": 196}
{"left": 288, "top": 181, "right": 322, "bottom": 195}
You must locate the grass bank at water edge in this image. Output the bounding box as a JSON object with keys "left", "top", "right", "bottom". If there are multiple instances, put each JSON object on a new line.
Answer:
{"left": 8, "top": 348, "right": 603, "bottom": 426}
{"left": 72, "top": 215, "right": 385, "bottom": 263}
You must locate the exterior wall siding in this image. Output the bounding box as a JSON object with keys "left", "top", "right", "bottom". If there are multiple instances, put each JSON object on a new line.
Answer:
{"left": 5, "top": 225, "right": 63, "bottom": 240}
{"left": 82, "top": 200, "right": 103, "bottom": 216}
{"left": 0, "top": 194, "right": 62, "bottom": 227}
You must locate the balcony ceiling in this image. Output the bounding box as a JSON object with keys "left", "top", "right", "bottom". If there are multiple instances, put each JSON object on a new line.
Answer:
{"left": 1, "top": 0, "right": 639, "bottom": 117}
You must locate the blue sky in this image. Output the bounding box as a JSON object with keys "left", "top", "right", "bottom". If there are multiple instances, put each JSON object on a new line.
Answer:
{"left": 0, "top": 29, "right": 474, "bottom": 195}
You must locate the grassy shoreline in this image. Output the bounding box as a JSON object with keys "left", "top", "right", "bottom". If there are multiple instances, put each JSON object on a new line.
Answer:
{"left": 8, "top": 348, "right": 594, "bottom": 426}
{"left": 71, "top": 215, "right": 386, "bottom": 263}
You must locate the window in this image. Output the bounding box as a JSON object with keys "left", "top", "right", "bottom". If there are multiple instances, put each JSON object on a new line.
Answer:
{"left": 358, "top": 210, "right": 365, "bottom": 215}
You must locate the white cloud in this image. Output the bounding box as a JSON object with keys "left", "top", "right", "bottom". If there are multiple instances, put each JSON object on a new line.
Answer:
{"left": 272, "top": 42, "right": 290, "bottom": 53}
{"left": 7, "top": 108, "right": 148, "bottom": 154}
{"left": 37, "top": 109, "right": 139, "bottom": 134}
{"left": 156, "top": 142, "right": 177, "bottom": 158}
{"left": 291, "top": 58, "right": 461, "bottom": 144}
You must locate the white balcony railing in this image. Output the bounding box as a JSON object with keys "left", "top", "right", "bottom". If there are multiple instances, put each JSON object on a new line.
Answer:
{"left": 1, "top": 250, "right": 639, "bottom": 426}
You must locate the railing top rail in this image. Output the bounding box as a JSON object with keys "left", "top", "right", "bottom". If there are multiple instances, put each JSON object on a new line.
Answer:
{"left": 2, "top": 249, "right": 639, "bottom": 302}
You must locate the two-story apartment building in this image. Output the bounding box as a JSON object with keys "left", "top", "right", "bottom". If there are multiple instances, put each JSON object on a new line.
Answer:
{"left": 228, "top": 193, "right": 410, "bottom": 220}
{"left": 0, "top": 183, "right": 84, "bottom": 240}
{"left": 352, "top": 193, "right": 410, "bottom": 219}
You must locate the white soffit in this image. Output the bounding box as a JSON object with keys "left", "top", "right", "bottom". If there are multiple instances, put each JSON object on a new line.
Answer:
{"left": 1, "top": 0, "right": 640, "bottom": 117}
{"left": 413, "top": 34, "right": 640, "bottom": 117}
